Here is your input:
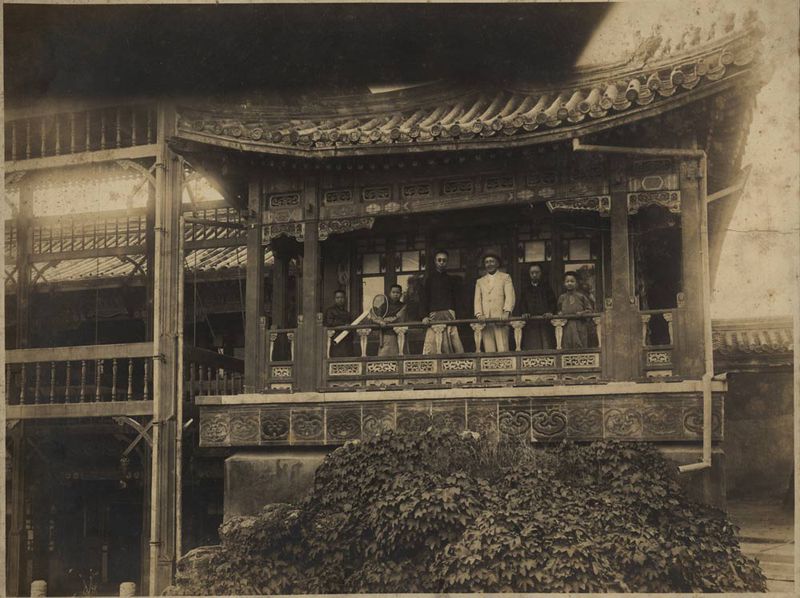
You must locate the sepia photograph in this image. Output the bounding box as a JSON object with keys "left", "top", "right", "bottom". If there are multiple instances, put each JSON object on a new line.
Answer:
{"left": 2, "top": 1, "right": 798, "bottom": 596}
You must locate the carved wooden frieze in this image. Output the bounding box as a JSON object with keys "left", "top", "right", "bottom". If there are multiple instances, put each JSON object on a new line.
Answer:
{"left": 266, "top": 222, "right": 304, "bottom": 242}
{"left": 627, "top": 191, "right": 681, "bottom": 214}
{"left": 318, "top": 217, "right": 375, "bottom": 241}
{"left": 546, "top": 196, "right": 611, "bottom": 217}
{"left": 199, "top": 393, "right": 724, "bottom": 446}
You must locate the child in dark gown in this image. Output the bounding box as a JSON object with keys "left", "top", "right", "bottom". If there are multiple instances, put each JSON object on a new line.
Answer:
{"left": 557, "top": 271, "right": 594, "bottom": 349}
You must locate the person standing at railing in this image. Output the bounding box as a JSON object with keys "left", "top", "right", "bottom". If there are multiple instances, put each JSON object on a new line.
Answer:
{"left": 557, "top": 271, "right": 594, "bottom": 349}
{"left": 420, "top": 250, "right": 465, "bottom": 354}
{"left": 369, "top": 284, "right": 407, "bottom": 356}
{"left": 324, "top": 290, "right": 355, "bottom": 357}
{"left": 517, "top": 263, "right": 557, "bottom": 350}
{"left": 474, "top": 253, "right": 516, "bottom": 352}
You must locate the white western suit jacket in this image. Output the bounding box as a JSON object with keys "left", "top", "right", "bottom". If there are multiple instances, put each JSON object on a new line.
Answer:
{"left": 474, "top": 271, "right": 516, "bottom": 319}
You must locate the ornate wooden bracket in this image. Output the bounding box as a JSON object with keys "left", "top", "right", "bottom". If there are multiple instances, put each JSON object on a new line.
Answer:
{"left": 30, "top": 261, "right": 60, "bottom": 285}
{"left": 113, "top": 416, "right": 154, "bottom": 455}
{"left": 115, "top": 160, "right": 157, "bottom": 189}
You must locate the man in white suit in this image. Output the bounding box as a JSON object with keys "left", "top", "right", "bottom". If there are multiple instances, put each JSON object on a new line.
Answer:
{"left": 474, "top": 253, "right": 516, "bottom": 352}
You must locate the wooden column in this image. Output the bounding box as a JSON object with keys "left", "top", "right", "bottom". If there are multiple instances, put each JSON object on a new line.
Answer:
{"left": 244, "top": 178, "right": 264, "bottom": 392}
{"left": 148, "top": 104, "right": 181, "bottom": 596}
{"left": 8, "top": 182, "right": 33, "bottom": 596}
{"left": 271, "top": 239, "right": 290, "bottom": 329}
{"left": 16, "top": 182, "right": 33, "bottom": 348}
{"left": 6, "top": 424, "right": 26, "bottom": 597}
{"left": 144, "top": 193, "right": 156, "bottom": 342}
{"left": 675, "top": 159, "right": 706, "bottom": 377}
{"left": 603, "top": 157, "right": 641, "bottom": 380}
{"left": 297, "top": 177, "right": 321, "bottom": 392}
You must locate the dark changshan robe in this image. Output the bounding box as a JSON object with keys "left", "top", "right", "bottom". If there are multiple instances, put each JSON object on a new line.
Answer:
{"left": 517, "top": 281, "right": 557, "bottom": 350}
{"left": 324, "top": 304, "right": 355, "bottom": 357}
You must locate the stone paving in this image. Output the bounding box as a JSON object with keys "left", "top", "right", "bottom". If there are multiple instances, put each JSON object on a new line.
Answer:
{"left": 727, "top": 497, "right": 795, "bottom": 594}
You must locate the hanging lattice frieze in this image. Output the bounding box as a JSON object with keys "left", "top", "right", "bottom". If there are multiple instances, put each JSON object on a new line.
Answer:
{"left": 546, "top": 196, "right": 611, "bottom": 216}
{"left": 627, "top": 191, "right": 681, "bottom": 214}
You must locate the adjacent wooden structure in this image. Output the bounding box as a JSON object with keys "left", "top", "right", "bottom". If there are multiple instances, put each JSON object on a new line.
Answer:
{"left": 4, "top": 15, "right": 773, "bottom": 595}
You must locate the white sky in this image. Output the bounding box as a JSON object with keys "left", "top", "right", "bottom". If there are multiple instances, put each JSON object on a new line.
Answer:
{"left": 582, "top": 0, "right": 799, "bottom": 319}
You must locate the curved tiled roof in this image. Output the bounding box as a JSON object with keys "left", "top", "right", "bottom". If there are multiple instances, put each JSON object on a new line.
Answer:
{"left": 176, "top": 19, "right": 766, "bottom": 157}
{"left": 712, "top": 318, "right": 794, "bottom": 355}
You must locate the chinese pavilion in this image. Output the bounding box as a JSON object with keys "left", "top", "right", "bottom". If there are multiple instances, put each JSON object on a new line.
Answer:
{"left": 4, "top": 9, "right": 785, "bottom": 596}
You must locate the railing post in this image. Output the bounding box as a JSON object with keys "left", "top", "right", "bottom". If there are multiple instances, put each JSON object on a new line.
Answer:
{"left": 664, "top": 311, "right": 674, "bottom": 345}
{"left": 357, "top": 328, "right": 371, "bottom": 358}
{"left": 395, "top": 326, "right": 408, "bottom": 356}
{"left": 20, "top": 364, "right": 26, "bottom": 404}
{"left": 34, "top": 363, "right": 41, "bottom": 404}
{"left": 79, "top": 360, "right": 87, "bottom": 402}
{"left": 126, "top": 359, "right": 133, "bottom": 400}
{"left": 111, "top": 359, "right": 118, "bottom": 401}
{"left": 470, "top": 322, "right": 485, "bottom": 353}
{"left": 432, "top": 324, "right": 446, "bottom": 354}
{"left": 510, "top": 321, "right": 526, "bottom": 352}
{"left": 326, "top": 330, "right": 334, "bottom": 359}
{"left": 49, "top": 362, "right": 56, "bottom": 404}
{"left": 640, "top": 314, "right": 651, "bottom": 346}
{"left": 269, "top": 332, "right": 277, "bottom": 362}
{"left": 551, "top": 319, "right": 567, "bottom": 350}
{"left": 287, "top": 332, "right": 295, "bottom": 362}
{"left": 593, "top": 316, "right": 603, "bottom": 348}
{"left": 30, "top": 580, "right": 47, "bottom": 597}
{"left": 64, "top": 361, "right": 71, "bottom": 402}
{"left": 95, "top": 360, "right": 104, "bottom": 402}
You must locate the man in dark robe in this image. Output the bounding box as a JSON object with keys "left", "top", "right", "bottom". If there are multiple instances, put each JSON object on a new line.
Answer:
{"left": 517, "top": 264, "right": 556, "bottom": 350}
{"left": 324, "top": 290, "right": 355, "bottom": 357}
{"left": 420, "top": 250, "right": 464, "bottom": 354}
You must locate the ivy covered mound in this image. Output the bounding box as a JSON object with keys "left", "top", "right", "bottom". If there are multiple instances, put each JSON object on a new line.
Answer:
{"left": 169, "top": 431, "right": 766, "bottom": 594}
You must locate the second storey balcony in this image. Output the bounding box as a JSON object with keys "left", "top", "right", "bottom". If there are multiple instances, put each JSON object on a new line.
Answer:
{"left": 259, "top": 307, "right": 681, "bottom": 392}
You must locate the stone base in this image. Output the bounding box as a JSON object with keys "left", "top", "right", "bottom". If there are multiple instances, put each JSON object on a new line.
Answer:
{"left": 222, "top": 445, "right": 727, "bottom": 520}
{"left": 224, "top": 450, "right": 329, "bottom": 519}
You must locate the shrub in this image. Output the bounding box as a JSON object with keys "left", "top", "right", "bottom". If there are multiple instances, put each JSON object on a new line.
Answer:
{"left": 168, "top": 430, "right": 766, "bottom": 594}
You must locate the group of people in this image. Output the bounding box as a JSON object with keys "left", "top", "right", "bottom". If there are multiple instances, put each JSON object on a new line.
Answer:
{"left": 324, "top": 250, "right": 595, "bottom": 357}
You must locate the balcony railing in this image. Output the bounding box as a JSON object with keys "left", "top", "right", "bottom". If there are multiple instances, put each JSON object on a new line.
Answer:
{"left": 5, "top": 342, "right": 155, "bottom": 405}
{"left": 322, "top": 314, "right": 603, "bottom": 390}
{"left": 260, "top": 326, "right": 298, "bottom": 390}
{"left": 640, "top": 309, "right": 676, "bottom": 377}
{"left": 184, "top": 346, "right": 244, "bottom": 401}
